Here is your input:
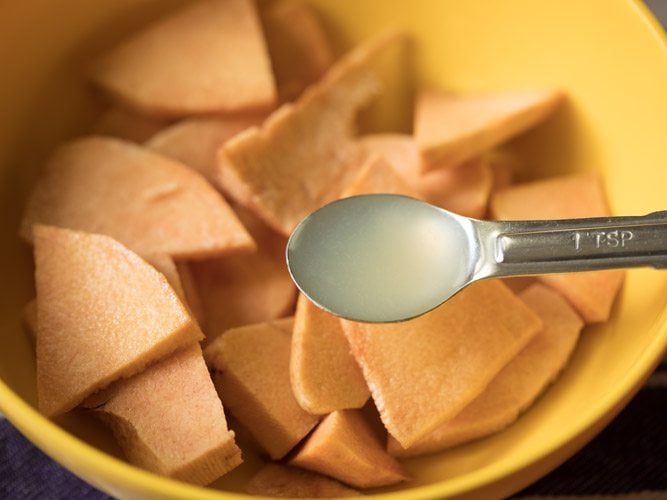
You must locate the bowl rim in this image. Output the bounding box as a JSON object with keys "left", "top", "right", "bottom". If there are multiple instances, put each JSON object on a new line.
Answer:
{"left": 1, "top": 0, "right": 666, "bottom": 498}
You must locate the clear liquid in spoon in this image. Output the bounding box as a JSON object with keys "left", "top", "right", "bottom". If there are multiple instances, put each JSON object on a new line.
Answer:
{"left": 287, "top": 195, "right": 474, "bottom": 322}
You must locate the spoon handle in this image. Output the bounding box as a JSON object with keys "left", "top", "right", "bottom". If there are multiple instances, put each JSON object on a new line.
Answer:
{"left": 478, "top": 211, "right": 667, "bottom": 277}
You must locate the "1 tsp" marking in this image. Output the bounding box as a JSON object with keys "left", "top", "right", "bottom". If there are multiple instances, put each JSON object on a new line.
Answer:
{"left": 571, "top": 230, "right": 634, "bottom": 250}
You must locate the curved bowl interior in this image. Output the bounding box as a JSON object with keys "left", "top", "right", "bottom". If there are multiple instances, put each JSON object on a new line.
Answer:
{"left": 1, "top": 0, "right": 666, "bottom": 498}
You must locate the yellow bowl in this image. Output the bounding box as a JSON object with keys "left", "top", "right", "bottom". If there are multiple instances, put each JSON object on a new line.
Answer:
{"left": 1, "top": 0, "right": 667, "bottom": 498}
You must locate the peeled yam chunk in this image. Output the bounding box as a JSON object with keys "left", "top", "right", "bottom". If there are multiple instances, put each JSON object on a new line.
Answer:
{"left": 291, "top": 295, "right": 369, "bottom": 414}
{"left": 33, "top": 225, "right": 203, "bottom": 417}
{"left": 342, "top": 280, "right": 541, "bottom": 447}
{"left": 96, "top": 344, "right": 242, "bottom": 485}
{"left": 204, "top": 320, "right": 319, "bottom": 459}
{"left": 342, "top": 154, "right": 419, "bottom": 198}
{"left": 89, "top": 0, "right": 276, "bottom": 117}
{"left": 415, "top": 88, "right": 562, "bottom": 171}
{"left": 93, "top": 107, "right": 169, "bottom": 143}
{"left": 358, "top": 134, "right": 493, "bottom": 217}
{"left": 263, "top": 0, "right": 335, "bottom": 101}
{"left": 189, "top": 205, "right": 296, "bottom": 341}
{"left": 389, "top": 283, "right": 583, "bottom": 457}
{"left": 290, "top": 410, "right": 408, "bottom": 488}
{"left": 218, "top": 31, "right": 400, "bottom": 235}
{"left": 21, "top": 137, "right": 255, "bottom": 259}
{"left": 145, "top": 115, "right": 264, "bottom": 185}
{"left": 246, "top": 464, "right": 360, "bottom": 498}
{"left": 491, "top": 173, "right": 624, "bottom": 323}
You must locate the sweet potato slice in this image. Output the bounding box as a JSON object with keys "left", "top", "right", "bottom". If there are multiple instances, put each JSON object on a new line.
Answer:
{"left": 342, "top": 154, "right": 418, "bottom": 198}
{"left": 388, "top": 284, "right": 583, "bottom": 457}
{"left": 246, "top": 463, "right": 360, "bottom": 498}
{"left": 33, "top": 225, "right": 203, "bottom": 416}
{"left": 291, "top": 295, "right": 369, "bottom": 414}
{"left": 491, "top": 173, "right": 624, "bottom": 322}
{"left": 89, "top": 0, "right": 276, "bottom": 117}
{"left": 487, "top": 149, "right": 519, "bottom": 193}
{"left": 145, "top": 115, "right": 264, "bottom": 185}
{"left": 217, "top": 31, "right": 400, "bottom": 235}
{"left": 174, "top": 261, "right": 206, "bottom": 328}
{"left": 188, "top": 205, "right": 296, "bottom": 341}
{"left": 93, "top": 107, "right": 169, "bottom": 143}
{"left": 96, "top": 344, "right": 242, "bottom": 485}
{"left": 262, "top": 0, "right": 335, "bottom": 101}
{"left": 290, "top": 410, "right": 408, "bottom": 488}
{"left": 144, "top": 254, "right": 185, "bottom": 301}
{"left": 421, "top": 159, "right": 493, "bottom": 218}
{"left": 204, "top": 319, "right": 319, "bottom": 459}
{"left": 342, "top": 280, "right": 541, "bottom": 447}
{"left": 415, "top": 88, "right": 562, "bottom": 171}
{"left": 358, "top": 134, "right": 493, "bottom": 217}
{"left": 21, "top": 137, "right": 254, "bottom": 259}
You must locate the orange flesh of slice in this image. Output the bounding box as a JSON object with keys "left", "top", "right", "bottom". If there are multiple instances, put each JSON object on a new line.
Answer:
{"left": 89, "top": 0, "right": 276, "bottom": 117}
{"left": 217, "top": 31, "right": 400, "bottom": 235}
{"left": 33, "top": 225, "right": 203, "bottom": 416}
{"left": 204, "top": 319, "right": 319, "bottom": 459}
{"left": 290, "top": 294, "right": 369, "bottom": 414}
{"left": 262, "top": 0, "right": 335, "bottom": 102}
{"left": 290, "top": 409, "right": 408, "bottom": 488}
{"left": 388, "top": 283, "right": 583, "bottom": 456}
{"left": 21, "top": 137, "right": 255, "bottom": 259}
{"left": 96, "top": 344, "right": 242, "bottom": 485}
{"left": 415, "top": 88, "right": 562, "bottom": 171}
{"left": 342, "top": 280, "right": 542, "bottom": 447}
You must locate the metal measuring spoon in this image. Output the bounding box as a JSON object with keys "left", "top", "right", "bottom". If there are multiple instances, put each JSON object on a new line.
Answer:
{"left": 286, "top": 194, "right": 667, "bottom": 323}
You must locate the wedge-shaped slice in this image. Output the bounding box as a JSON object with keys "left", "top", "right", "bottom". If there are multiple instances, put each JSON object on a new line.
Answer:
{"left": 491, "top": 173, "right": 624, "bottom": 322}
{"left": 93, "top": 107, "right": 169, "bottom": 143}
{"left": 263, "top": 0, "right": 335, "bottom": 101}
{"left": 246, "top": 464, "right": 360, "bottom": 498}
{"left": 342, "top": 280, "right": 541, "bottom": 447}
{"left": 189, "top": 205, "right": 296, "bottom": 341}
{"left": 291, "top": 295, "right": 369, "bottom": 414}
{"left": 96, "top": 344, "right": 242, "bottom": 485}
{"left": 89, "top": 0, "right": 276, "bottom": 117}
{"left": 218, "top": 31, "right": 400, "bottom": 235}
{"left": 488, "top": 149, "right": 519, "bottom": 193}
{"left": 415, "top": 88, "right": 562, "bottom": 171}
{"left": 342, "top": 154, "right": 418, "bottom": 198}
{"left": 389, "top": 284, "right": 583, "bottom": 457}
{"left": 421, "top": 159, "right": 493, "bottom": 218}
{"left": 359, "top": 134, "right": 493, "bottom": 217}
{"left": 144, "top": 254, "right": 206, "bottom": 327}
{"left": 290, "top": 410, "right": 408, "bottom": 488}
{"left": 204, "top": 320, "right": 319, "bottom": 459}
{"left": 21, "top": 137, "right": 254, "bottom": 259}
{"left": 33, "top": 225, "right": 203, "bottom": 416}
{"left": 144, "top": 254, "right": 185, "bottom": 300}
{"left": 174, "top": 261, "right": 206, "bottom": 328}
{"left": 145, "top": 115, "right": 263, "bottom": 185}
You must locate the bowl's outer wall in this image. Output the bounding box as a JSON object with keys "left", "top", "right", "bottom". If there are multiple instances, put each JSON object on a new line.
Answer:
{"left": 1, "top": 0, "right": 666, "bottom": 499}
